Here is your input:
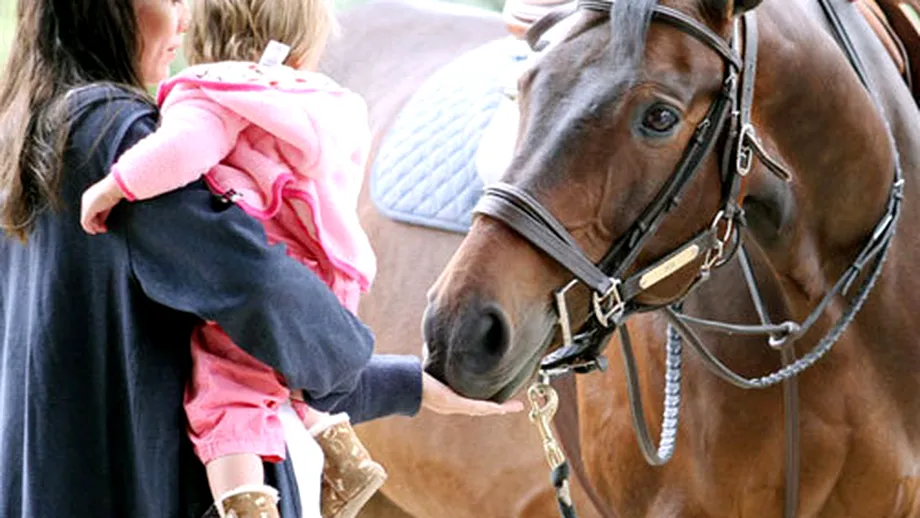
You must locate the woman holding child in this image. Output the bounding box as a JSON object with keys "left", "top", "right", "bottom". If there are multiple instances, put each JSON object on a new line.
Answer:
{"left": 0, "top": 0, "right": 519, "bottom": 517}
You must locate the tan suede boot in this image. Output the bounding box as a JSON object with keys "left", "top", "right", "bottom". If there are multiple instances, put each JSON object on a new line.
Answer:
{"left": 311, "top": 414, "right": 387, "bottom": 518}
{"left": 210, "top": 484, "right": 281, "bottom": 518}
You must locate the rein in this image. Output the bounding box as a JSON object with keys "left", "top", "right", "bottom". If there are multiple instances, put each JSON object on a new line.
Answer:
{"left": 478, "top": 1, "right": 906, "bottom": 517}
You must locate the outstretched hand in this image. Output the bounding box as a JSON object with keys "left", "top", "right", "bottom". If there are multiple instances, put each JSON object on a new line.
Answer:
{"left": 421, "top": 373, "right": 524, "bottom": 416}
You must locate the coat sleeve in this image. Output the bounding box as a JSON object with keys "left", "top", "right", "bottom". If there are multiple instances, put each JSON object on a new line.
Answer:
{"left": 107, "top": 109, "right": 421, "bottom": 416}
{"left": 306, "top": 355, "right": 422, "bottom": 424}
{"left": 111, "top": 100, "right": 246, "bottom": 201}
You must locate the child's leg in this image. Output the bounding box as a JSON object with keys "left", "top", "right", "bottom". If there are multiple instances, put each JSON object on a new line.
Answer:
{"left": 205, "top": 453, "right": 266, "bottom": 501}
{"left": 187, "top": 323, "right": 294, "bottom": 517}
{"left": 291, "top": 390, "right": 329, "bottom": 429}
{"left": 279, "top": 400, "right": 325, "bottom": 516}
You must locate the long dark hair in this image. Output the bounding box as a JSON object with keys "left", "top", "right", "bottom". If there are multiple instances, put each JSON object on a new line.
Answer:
{"left": 0, "top": 0, "right": 146, "bottom": 240}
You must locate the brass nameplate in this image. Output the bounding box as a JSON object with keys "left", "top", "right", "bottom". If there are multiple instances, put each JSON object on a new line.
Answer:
{"left": 638, "top": 244, "right": 700, "bottom": 290}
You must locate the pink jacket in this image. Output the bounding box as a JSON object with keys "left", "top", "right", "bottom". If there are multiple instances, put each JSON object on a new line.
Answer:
{"left": 112, "top": 61, "right": 376, "bottom": 291}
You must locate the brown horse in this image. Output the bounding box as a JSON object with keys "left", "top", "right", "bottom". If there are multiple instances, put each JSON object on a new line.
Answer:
{"left": 422, "top": 0, "right": 920, "bottom": 517}
{"left": 321, "top": 2, "right": 602, "bottom": 517}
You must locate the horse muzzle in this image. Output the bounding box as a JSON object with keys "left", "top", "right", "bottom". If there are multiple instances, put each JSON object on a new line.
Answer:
{"left": 421, "top": 297, "right": 518, "bottom": 400}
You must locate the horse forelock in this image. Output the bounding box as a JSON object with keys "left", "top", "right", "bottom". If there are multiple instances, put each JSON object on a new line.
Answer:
{"left": 609, "top": 0, "right": 657, "bottom": 77}
{"left": 511, "top": 0, "right": 728, "bottom": 196}
{"left": 607, "top": 0, "right": 719, "bottom": 79}
{"left": 511, "top": 2, "right": 659, "bottom": 190}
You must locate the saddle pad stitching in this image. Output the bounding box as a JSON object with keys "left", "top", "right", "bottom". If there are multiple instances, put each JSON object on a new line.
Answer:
{"left": 370, "top": 38, "right": 527, "bottom": 234}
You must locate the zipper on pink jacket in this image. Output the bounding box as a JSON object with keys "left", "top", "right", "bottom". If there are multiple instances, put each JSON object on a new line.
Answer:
{"left": 218, "top": 186, "right": 339, "bottom": 286}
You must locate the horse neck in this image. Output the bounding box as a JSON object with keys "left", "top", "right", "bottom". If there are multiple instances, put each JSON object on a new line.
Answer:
{"left": 671, "top": 2, "right": 920, "bottom": 372}
{"left": 659, "top": 3, "right": 920, "bottom": 437}
{"left": 738, "top": 2, "right": 906, "bottom": 322}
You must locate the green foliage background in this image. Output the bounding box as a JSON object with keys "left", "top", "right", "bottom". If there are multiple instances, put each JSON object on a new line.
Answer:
{"left": 0, "top": 0, "right": 503, "bottom": 68}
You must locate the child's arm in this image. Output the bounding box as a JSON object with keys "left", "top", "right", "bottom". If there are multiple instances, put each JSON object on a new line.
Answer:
{"left": 80, "top": 100, "right": 245, "bottom": 234}
{"left": 81, "top": 175, "right": 126, "bottom": 234}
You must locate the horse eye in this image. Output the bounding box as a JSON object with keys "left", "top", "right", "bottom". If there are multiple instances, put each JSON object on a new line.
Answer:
{"left": 641, "top": 105, "right": 680, "bottom": 134}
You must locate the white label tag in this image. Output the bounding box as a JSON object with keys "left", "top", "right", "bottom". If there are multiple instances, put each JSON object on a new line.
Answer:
{"left": 259, "top": 40, "right": 291, "bottom": 68}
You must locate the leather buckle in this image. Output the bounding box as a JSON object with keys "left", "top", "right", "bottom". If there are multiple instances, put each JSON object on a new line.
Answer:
{"left": 736, "top": 123, "right": 756, "bottom": 176}
{"left": 592, "top": 279, "right": 625, "bottom": 328}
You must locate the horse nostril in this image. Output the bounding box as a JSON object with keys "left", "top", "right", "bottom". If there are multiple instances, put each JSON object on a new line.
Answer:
{"left": 470, "top": 303, "right": 511, "bottom": 360}
{"left": 423, "top": 298, "right": 513, "bottom": 385}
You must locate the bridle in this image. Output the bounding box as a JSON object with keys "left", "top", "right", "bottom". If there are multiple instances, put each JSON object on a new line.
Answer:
{"left": 473, "top": 1, "right": 904, "bottom": 517}
{"left": 478, "top": 3, "right": 789, "bottom": 373}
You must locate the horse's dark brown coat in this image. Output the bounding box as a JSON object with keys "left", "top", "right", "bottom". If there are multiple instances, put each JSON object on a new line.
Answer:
{"left": 425, "top": 0, "right": 920, "bottom": 516}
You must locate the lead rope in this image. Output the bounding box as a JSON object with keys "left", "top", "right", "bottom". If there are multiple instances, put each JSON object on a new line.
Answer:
{"left": 527, "top": 377, "right": 578, "bottom": 518}
{"left": 527, "top": 319, "right": 685, "bottom": 518}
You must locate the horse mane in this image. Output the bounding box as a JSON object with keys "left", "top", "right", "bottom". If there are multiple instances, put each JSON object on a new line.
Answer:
{"left": 609, "top": 0, "right": 658, "bottom": 77}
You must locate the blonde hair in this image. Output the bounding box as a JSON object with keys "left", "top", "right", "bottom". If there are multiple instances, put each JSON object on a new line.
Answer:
{"left": 185, "top": 0, "right": 335, "bottom": 70}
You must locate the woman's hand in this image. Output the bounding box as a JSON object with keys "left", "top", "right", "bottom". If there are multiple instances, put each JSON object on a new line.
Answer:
{"left": 81, "top": 175, "right": 126, "bottom": 234}
{"left": 421, "top": 373, "right": 524, "bottom": 416}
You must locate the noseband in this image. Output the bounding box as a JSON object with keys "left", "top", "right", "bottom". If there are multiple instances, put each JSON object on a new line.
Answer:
{"left": 474, "top": 2, "right": 904, "bottom": 517}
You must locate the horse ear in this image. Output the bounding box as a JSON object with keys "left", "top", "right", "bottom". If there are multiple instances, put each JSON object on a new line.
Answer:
{"left": 704, "top": 0, "right": 764, "bottom": 20}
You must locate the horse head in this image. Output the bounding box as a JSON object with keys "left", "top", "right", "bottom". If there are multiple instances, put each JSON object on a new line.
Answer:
{"left": 423, "top": 0, "right": 900, "bottom": 402}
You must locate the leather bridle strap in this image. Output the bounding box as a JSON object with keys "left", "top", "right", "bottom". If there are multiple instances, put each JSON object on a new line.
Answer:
{"left": 498, "top": 1, "right": 903, "bottom": 518}
{"left": 818, "top": 0, "right": 873, "bottom": 89}
{"left": 476, "top": 184, "right": 615, "bottom": 295}
{"left": 576, "top": 1, "right": 744, "bottom": 70}
{"left": 592, "top": 82, "right": 734, "bottom": 283}
{"left": 653, "top": 6, "right": 743, "bottom": 70}
{"left": 738, "top": 245, "right": 801, "bottom": 518}
{"left": 733, "top": 17, "right": 801, "bottom": 518}
{"left": 477, "top": 5, "right": 744, "bottom": 379}
{"left": 590, "top": 9, "right": 742, "bottom": 283}
{"left": 475, "top": 79, "right": 736, "bottom": 313}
